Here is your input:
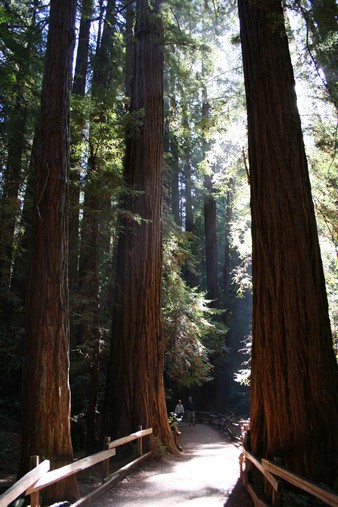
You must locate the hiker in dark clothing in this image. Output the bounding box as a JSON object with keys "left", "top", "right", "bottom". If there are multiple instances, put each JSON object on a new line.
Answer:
{"left": 186, "top": 397, "right": 195, "bottom": 426}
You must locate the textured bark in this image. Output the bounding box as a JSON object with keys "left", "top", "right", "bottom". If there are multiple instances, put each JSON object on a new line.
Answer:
{"left": 102, "top": 0, "right": 176, "bottom": 453}
{"left": 19, "top": 0, "right": 78, "bottom": 502}
{"left": 238, "top": 0, "right": 338, "bottom": 485}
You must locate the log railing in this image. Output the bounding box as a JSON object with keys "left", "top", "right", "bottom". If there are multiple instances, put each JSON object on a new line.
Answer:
{"left": 0, "top": 427, "right": 153, "bottom": 507}
{"left": 240, "top": 447, "right": 338, "bottom": 507}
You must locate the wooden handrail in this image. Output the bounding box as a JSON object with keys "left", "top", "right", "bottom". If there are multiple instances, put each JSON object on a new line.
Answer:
{"left": 26, "top": 448, "right": 117, "bottom": 494}
{"left": 0, "top": 427, "right": 153, "bottom": 506}
{"left": 242, "top": 449, "right": 281, "bottom": 492}
{"left": 26, "top": 428, "right": 153, "bottom": 495}
{"left": 106, "top": 427, "right": 153, "bottom": 449}
{"left": 262, "top": 459, "right": 338, "bottom": 507}
{"left": 0, "top": 459, "right": 50, "bottom": 506}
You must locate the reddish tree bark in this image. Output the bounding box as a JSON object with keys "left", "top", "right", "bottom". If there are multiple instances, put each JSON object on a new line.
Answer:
{"left": 102, "top": 0, "right": 176, "bottom": 453}
{"left": 19, "top": 0, "right": 78, "bottom": 502}
{"left": 238, "top": 0, "right": 338, "bottom": 486}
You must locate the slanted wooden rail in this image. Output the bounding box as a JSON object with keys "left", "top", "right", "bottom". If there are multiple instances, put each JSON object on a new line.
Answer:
{"left": 0, "top": 459, "right": 50, "bottom": 507}
{"left": 0, "top": 426, "right": 153, "bottom": 507}
{"left": 240, "top": 447, "right": 338, "bottom": 507}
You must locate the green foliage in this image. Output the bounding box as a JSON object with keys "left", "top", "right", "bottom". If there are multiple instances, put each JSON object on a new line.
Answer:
{"left": 162, "top": 221, "right": 220, "bottom": 388}
{"left": 285, "top": 5, "right": 338, "bottom": 352}
{"left": 149, "top": 435, "right": 168, "bottom": 458}
{"left": 308, "top": 121, "right": 338, "bottom": 353}
{"left": 289, "top": 1, "right": 338, "bottom": 108}
{"left": 234, "top": 334, "right": 251, "bottom": 386}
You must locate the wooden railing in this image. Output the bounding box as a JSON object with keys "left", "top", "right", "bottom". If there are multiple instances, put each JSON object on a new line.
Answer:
{"left": 196, "top": 411, "right": 243, "bottom": 443}
{"left": 0, "top": 427, "right": 153, "bottom": 507}
{"left": 240, "top": 447, "right": 338, "bottom": 507}
{"left": 197, "top": 414, "right": 338, "bottom": 506}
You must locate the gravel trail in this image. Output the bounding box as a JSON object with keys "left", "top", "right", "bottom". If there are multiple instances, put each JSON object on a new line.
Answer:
{"left": 92, "top": 421, "right": 253, "bottom": 506}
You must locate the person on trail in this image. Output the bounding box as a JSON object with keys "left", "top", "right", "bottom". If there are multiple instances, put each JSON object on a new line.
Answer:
{"left": 174, "top": 400, "right": 184, "bottom": 418}
{"left": 186, "top": 396, "right": 195, "bottom": 426}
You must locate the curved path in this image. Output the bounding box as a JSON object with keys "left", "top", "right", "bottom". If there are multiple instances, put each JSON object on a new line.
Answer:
{"left": 92, "top": 421, "right": 253, "bottom": 506}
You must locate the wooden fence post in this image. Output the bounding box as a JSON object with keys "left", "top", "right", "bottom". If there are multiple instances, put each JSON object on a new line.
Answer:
{"left": 272, "top": 487, "right": 282, "bottom": 506}
{"left": 102, "top": 436, "right": 111, "bottom": 480}
{"left": 239, "top": 453, "right": 244, "bottom": 475}
{"left": 137, "top": 426, "right": 143, "bottom": 457}
{"left": 30, "top": 455, "right": 40, "bottom": 507}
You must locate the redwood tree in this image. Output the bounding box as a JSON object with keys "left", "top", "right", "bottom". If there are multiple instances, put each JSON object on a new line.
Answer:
{"left": 102, "top": 0, "right": 176, "bottom": 452}
{"left": 238, "top": 0, "right": 338, "bottom": 485}
{"left": 19, "top": 0, "right": 78, "bottom": 502}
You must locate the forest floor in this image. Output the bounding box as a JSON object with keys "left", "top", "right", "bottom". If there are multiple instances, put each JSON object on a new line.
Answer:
{"left": 91, "top": 421, "right": 253, "bottom": 507}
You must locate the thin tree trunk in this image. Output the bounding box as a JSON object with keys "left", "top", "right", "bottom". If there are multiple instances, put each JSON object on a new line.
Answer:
{"left": 182, "top": 108, "right": 199, "bottom": 288}
{"left": 183, "top": 156, "right": 199, "bottom": 288}
{"left": 202, "top": 96, "right": 219, "bottom": 305}
{"left": 19, "top": 0, "right": 78, "bottom": 502}
{"left": 124, "top": 0, "right": 134, "bottom": 100}
{"left": 0, "top": 1, "right": 38, "bottom": 321}
{"left": 223, "top": 190, "right": 232, "bottom": 315}
{"left": 69, "top": 0, "right": 94, "bottom": 348}
{"left": 75, "top": 0, "right": 117, "bottom": 452}
{"left": 238, "top": 0, "right": 338, "bottom": 485}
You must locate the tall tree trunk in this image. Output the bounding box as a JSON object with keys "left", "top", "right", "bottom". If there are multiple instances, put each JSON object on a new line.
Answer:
{"left": 182, "top": 109, "right": 199, "bottom": 288}
{"left": 183, "top": 156, "right": 199, "bottom": 288}
{"left": 69, "top": 0, "right": 94, "bottom": 348}
{"left": 19, "top": 0, "right": 78, "bottom": 502}
{"left": 238, "top": 0, "right": 338, "bottom": 485}
{"left": 0, "top": 98, "right": 27, "bottom": 301}
{"left": 164, "top": 76, "right": 180, "bottom": 225}
{"left": 0, "top": 1, "right": 39, "bottom": 325}
{"left": 124, "top": 0, "right": 135, "bottom": 100}
{"left": 102, "top": 0, "right": 176, "bottom": 453}
{"left": 76, "top": 151, "right": 101, "bottom": 452}
{"left": 202, "top": 96, "right": 219, "bottom": 306}
{"left": 1, "top": 142, "right": 36, "bottom": 401}
{"left": 223, "top": 190, "right": 232, "bottom": 315}
{"left": 75, "top": 0, "right": 117, "bottom": 452}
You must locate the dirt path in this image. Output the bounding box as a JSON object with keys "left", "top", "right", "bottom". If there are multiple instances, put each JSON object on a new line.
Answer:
{"left": 92, "top": 421, "right": 253, "bottom": 506}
